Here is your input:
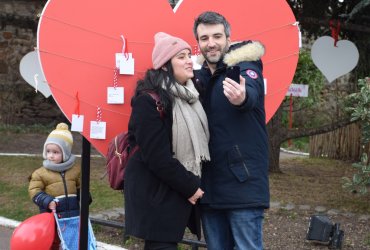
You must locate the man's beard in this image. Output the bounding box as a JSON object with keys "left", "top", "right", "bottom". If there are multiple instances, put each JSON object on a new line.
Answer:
{"left": 202, "top": 45, "right": 229, "bottom": 65}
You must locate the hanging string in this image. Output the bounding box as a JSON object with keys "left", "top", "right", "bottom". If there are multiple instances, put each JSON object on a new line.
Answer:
{"left": 238, "top": 21, "right": 299, "bottom": 41}
{"left": 263, "top": 52, "right": 299, "bottom": 65}
{"left": 193, "top": 45, "right": 200, "bottom": 55}
{"left": 121, "top": 35, "right": 129, "bottom": 60}
{"left": 292, "top": 22, "right": 302, "bottom": 48}
{"left": 34, "top": 74, "right": 39, "bottom": 93}
{"left": 288, "top": 93, "right": 293, "bottom": 146}
{"left": 37, "top": 17, "right": 300, "bottom": 72}
{"left": 37, "top": 47, "right": 146, "bottom": 74}
{"left": 46, "top": 82, "right": 131, "bottom": 117}
{"left": 329, "top": 19, "right": 341, "bottom": 47}
{"left": 96, "top": 106, "right": 102, "bottom": 123}
{"left": 113, "top": 67, "right": 119, "bottom": 88}
{"left": 74, "top": 92, "right": 81, "bottom": 116}
{"left": 42, "top": 15, "right": 153, "bottom": 45}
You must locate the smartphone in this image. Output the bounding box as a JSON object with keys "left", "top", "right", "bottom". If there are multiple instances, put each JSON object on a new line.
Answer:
{"left": 225, "top": 66, "right": 240, "bottom": 84}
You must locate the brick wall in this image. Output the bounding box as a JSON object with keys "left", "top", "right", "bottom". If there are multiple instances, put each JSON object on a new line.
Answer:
{"left": 0, "top": 0, "right": 64, "bottom": 125}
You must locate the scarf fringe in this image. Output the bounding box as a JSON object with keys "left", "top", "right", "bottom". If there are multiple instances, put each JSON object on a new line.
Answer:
{"left": 183, "top": 155, "right": 210, "bottom": 177}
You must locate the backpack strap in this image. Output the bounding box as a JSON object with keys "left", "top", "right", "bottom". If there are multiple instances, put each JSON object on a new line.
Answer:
{"left": 144, "top": 90, "right": 164, "bottom": 119}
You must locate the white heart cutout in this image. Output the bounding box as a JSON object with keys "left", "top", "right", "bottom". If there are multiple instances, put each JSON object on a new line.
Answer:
{"left": 311, "top": 36, "right": 359, "bottom": 83}
{"left": 19, "top": 51, "right": 51, "bottom": 98}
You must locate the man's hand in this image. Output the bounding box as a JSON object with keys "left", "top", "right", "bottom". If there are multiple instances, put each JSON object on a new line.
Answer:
{"left": 223, "top": 75, "right": 246, "bottom": 106}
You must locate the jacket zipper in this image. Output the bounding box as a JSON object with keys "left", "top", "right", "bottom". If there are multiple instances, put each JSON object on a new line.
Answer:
{"left": 60, "top": 171, "right": 70, "bottom": 215}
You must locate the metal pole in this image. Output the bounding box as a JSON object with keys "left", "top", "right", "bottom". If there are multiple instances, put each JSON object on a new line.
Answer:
{"left": 79, "top": 136, "right": 91, "bottom": 250}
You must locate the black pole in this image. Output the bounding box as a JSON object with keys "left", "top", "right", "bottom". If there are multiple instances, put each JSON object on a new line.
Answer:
{"left": 79, "top": 136, "right": 91, "bottom": 250}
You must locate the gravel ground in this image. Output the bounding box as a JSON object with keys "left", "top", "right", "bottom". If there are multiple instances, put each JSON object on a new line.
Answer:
{"left": 263, "top": 207, "right": 370, "bottom": 250}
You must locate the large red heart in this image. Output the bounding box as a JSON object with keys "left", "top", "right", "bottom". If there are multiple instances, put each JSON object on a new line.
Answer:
{"left": 38, "top": 0, "right": 299, "bottom": 154}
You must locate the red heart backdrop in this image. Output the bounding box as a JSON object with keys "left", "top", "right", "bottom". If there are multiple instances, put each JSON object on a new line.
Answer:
{"left": 37, "top": 0, "right": 299, "bottom": 154}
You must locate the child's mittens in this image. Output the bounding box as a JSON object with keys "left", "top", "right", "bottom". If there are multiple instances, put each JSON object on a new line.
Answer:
{"left": 48, "top": 201, "right": 57, "bottom": 213}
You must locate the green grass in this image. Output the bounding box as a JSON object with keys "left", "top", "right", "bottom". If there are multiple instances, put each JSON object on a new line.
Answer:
{"left": 365, "top": 233, "right": 370, "bottom": 246}
{"left": 0, "top": 156, "right": 122, "bottom": 221}
{"left": 281, "top": 136, "right": 309, "bottom": 152}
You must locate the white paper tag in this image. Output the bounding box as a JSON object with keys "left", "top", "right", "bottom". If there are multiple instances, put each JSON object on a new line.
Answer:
{"left": 191, "top": 55, "right": 202, "bottom": 70}
{"left": 107, "top": 87, "right": 124, "bottom": 104}
{"left": 71, "top": 114, "right": 84, "bottom": 132}
{"left": 264, "top": 78, "right": 267, "bottom": 95}
{"left": 116, "top": 53, "right": 134, "bottom": 75}
{"left": 90, "top": 121, "right": 106, "bottom": 139}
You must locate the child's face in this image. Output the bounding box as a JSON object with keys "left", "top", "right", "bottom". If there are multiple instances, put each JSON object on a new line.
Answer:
{"left": 45, "top": 143, "right": 63, "bottom": 164}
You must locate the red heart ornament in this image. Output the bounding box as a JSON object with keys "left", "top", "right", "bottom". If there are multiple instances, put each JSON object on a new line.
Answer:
{"left": 38, "top": 0, "right": 299, "bottom": 154}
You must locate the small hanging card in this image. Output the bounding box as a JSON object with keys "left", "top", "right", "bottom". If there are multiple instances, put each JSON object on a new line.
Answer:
{"left": 71, "top": 114, "right": 84, "bottom": 132}
{"left": 191, "top": 55, "right": 202, "bottom": 70}
{"left": 90, "top": 121, "right": 106, "bottom": 139}
{"left": 115, "top": 35, "right": 134, "bottom": 75}
{"left": 107, "top": 87, "right": 124, "bottom": 104}
{"left": 264, "top": 78, "right": 267, "bottom": 95}
{"left": 192, "top": 44, "right": 202, "bottom": 70}
{"left": 118, "top": 53, "right": 135, "bottom": 75}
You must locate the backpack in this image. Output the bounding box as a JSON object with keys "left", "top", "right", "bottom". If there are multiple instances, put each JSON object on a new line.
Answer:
{"left": 106, "top": 91, "right": 164, "bottom": 190}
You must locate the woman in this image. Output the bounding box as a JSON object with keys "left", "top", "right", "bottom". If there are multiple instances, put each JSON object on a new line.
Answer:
{"left": 124, "top": 32, "right": 210, "bottom": 249}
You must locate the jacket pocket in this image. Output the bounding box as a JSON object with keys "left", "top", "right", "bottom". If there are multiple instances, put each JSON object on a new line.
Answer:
{"left": 227, "top": 145, "right": 250, "bottom": 182}
{"left": 150, "top": 182, "right": 168, "bottom": 206}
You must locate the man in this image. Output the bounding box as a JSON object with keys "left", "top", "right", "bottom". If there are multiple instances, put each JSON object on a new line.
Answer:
{"left": 193, "top": 11, "right": 270, "bottom": 250}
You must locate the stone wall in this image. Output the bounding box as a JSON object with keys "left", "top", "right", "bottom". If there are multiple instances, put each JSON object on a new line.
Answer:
{"left": 0, "top": 0, "right": 64, "bottom": 126}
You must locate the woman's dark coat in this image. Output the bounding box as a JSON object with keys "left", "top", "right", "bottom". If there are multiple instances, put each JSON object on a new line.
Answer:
{"left": 124, "top": 92, "right": 201, "bottom": 242}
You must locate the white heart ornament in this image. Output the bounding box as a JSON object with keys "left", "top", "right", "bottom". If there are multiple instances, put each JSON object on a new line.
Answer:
{"left": 311, "top": 36, "right": 359, "bottom": 83}
{"left": 19, "top": 51, "right": 51, "bottom": 98}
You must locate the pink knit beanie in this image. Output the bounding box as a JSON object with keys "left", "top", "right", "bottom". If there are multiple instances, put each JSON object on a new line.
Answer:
{"left": 152, "top": 32, "right": 191, "bottom": 70}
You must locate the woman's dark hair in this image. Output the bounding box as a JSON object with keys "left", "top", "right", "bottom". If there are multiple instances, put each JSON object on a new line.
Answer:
{"left": 132, "top": 60, "right": 176, "bottom": 110}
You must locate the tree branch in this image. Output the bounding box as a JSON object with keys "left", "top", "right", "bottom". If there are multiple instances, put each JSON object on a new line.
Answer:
{"left": 299, "top": 17, "right": 370, "bottom": 33}
{"left": 286, "top": 118, "right": 355, "bottom": 140}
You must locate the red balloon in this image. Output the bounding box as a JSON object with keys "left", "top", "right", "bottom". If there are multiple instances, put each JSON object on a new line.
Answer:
{"left": 10, "top": 213, "right": 55, "bottom": 250}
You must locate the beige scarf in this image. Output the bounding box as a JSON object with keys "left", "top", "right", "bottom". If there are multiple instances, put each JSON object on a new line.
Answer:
{"left": 169, "top": 79, "right": 210, "bottom": 176}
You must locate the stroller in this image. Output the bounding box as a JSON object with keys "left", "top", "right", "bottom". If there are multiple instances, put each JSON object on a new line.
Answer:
{"left": 54, "top": 213, "right": 97, "bottom": 250}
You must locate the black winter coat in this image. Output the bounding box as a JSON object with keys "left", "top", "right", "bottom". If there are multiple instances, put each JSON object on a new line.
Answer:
{"left": 124, "top": 92, "right": 201, "bottom": 242}
{"left": 194, "top": 41, "right": 270, "bottom": 209}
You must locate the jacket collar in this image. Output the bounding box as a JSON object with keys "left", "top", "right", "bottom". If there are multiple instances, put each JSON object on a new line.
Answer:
{"left": 197, "top": 40, "right": 265, "bottom": 67}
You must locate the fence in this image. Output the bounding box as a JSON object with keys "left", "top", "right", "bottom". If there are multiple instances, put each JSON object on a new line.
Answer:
{"left": 90, "top": 217, "right": 207, "bottom": 249}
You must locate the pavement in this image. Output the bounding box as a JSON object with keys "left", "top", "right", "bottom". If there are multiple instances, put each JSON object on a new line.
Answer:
{"left": 0, "top": 225, "right": 13, "bottom": 250}
{"left": 0, "top": 216, "right": 126, "bottom": 250}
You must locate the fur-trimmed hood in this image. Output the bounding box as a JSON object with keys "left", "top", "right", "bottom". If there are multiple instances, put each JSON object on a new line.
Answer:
{"left": 196, "top": 40, "right": 265, "bottom": 67}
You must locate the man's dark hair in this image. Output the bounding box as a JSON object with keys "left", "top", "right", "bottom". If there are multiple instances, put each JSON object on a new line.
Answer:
{"left": 193, "top": 11, "right": 231, "bottom": 40}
